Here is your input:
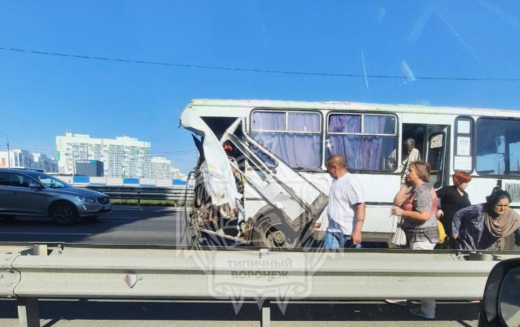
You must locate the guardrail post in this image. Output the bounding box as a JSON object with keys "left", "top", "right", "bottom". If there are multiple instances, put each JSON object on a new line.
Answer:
{"left": 17, "top": 297, "right": 40, "bottom": 327}
{"left": 261, "top": 300, "right": 271, "bottom": 327}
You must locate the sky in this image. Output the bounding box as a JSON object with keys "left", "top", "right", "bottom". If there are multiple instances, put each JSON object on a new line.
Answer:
{"left": 1, "top": 0, "right": 520, "bottom": 174}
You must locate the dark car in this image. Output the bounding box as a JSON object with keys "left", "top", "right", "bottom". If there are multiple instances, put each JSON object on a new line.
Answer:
{"left": 479, "top": 258, "right": 520, "bottom": 326}
{"left": 0, "top": 168, "right": 111, "bottom": 225}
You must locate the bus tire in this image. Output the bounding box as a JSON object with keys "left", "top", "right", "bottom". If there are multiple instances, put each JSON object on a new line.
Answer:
{"left": 252, "top": 213, "right": 300, "bottom": 249}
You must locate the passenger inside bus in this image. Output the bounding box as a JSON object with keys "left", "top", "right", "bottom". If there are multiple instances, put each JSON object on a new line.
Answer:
{"left": 223, "top": 142, "right": 245, "bottom": 198}
{"left": 388, "top": 138, "right": 422, "bottom": 183}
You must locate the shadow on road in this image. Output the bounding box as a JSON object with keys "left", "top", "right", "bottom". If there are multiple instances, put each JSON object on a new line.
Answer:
{"left": 0, "top": 299, "right": 480, "bottom": 324}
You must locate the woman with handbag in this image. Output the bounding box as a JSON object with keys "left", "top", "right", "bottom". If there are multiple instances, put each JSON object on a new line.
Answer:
{"left": 436, "top": 171, "right": 472, "bottom": 248}
{"left": 386, "top": 161, "right": 439, "bottom": 320}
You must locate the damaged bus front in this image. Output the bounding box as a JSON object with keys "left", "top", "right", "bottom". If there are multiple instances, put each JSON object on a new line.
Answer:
{"left": 180, "top": 104, "right": 329, "bottom": 248}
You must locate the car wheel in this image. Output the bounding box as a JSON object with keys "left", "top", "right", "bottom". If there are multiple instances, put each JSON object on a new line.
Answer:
{"left": 50, "top": 202, "right": 79, "bottom": 226}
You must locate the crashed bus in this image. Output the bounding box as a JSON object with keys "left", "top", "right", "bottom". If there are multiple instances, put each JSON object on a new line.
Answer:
{"left": 180, "top": 99, "right": 520, "bottom": 249}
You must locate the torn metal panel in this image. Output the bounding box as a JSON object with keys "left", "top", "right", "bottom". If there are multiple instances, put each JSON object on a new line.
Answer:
{"left": 180, "top": 108, "right": 239, "bottom": 211}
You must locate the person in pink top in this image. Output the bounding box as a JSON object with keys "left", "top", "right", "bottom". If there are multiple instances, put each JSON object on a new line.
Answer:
{"left": 387, "top": 162, "right": 439, "bottom": 320}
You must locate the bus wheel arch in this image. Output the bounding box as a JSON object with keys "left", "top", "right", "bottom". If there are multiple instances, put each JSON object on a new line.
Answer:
{"left": 251, "top": 206, "right": 301, "bottom": 249}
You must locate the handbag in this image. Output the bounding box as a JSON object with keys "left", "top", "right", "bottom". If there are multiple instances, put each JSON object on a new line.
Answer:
{"left": 391, "top": 216, "right": 407, "bottom": 246}
{"left": 437, "top": 220, "right": 446, "bottom": 244}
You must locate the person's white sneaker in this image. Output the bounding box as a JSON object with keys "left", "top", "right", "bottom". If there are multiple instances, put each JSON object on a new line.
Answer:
{"left": 409, "top": 308, "right": 435, "bottom": 320}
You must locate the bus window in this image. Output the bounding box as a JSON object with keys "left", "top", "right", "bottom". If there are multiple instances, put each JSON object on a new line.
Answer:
{"left": 476, "top": 118, "right": 520, "bottom": 176}
{"left": 251, "top": 111, "right": 322, "bottom": 169}
{"left": 327, "top": 113, "right": 397, "bottom": 171}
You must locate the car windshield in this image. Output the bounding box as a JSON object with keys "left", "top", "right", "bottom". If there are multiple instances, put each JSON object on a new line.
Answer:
{"left": 35, "top": 174, "right": 70, "bottom": 188}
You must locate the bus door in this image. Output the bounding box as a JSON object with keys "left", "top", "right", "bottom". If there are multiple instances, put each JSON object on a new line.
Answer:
{"left": 425, "top": 125, "right": 450, "bottom": 189}
{"left": 401, "top": 123, "right": 450, "bottom": 188}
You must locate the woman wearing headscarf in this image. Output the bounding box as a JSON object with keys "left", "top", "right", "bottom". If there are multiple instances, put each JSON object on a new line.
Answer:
{"left": 388, "top": 161, "right": 439, "bottom": 320}
{"left": 436, "top": 171, "right": 472, "bottom": 248}
{"left": 453, "top": 188, "right": 520, "bottom": 250}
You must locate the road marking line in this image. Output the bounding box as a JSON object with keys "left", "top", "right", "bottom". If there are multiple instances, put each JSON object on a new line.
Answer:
{"left": 0, "top": 232, "right": 92, "bottom": 236}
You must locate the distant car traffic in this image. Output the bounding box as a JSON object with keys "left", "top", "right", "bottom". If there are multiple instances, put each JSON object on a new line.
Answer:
{"left": 0, "top": 168, "right": 111, "bottom": 225}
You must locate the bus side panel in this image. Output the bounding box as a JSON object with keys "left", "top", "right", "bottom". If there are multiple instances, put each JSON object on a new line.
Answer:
{"left": 467, "top": 178, "right": 501, "bottom": 205}
{"left": 246, "top": 169, "right": 402, "bottom": 237}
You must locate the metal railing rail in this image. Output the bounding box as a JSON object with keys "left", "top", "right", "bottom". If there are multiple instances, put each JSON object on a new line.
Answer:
{"left": 79, "top": 185, "right": 194, "bottom": 205}
{"left": 1, "top": 243, "right": 519, "bottom": 327}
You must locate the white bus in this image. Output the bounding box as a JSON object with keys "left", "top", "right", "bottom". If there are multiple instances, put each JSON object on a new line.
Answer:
{"left": 180, "top": 99, "right": 520, "bottom": 249}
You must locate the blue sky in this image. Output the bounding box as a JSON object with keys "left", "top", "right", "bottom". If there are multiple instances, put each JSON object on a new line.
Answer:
{"left": 1, "top": 0, "right": 520, "bottom": 173}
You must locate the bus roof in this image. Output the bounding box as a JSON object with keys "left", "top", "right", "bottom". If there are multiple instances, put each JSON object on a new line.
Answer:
{"left": 188, "top": 99, "right": 520, "bottom": 118}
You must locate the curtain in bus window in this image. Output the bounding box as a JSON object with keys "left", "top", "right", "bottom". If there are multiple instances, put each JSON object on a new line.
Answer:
{"left": 328, "top": 114, "right": 361, "bottom": 133}
{"left": 327, "top": 135, "right": 386, "bottom": 170}
{"left": 251, "top": 133, "right": 321, "bottom": 168}
{"left": 327, "top": 114, "right": 392, "bottom": 170}
{"left": 364, "top": 115, "right": 395, "bottom": 134}
{"left": 251, "top": 112, "right": 322, "bottom": 169}
{"left": 288, "top": 113, "right": 321, "bottom": 132}
{"left": 252, "top": 112, "right": 285, "bottom": 131}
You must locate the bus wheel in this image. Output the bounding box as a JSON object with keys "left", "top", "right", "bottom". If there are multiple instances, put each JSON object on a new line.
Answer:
{"left": 252, "top": 215, "right": 300, "bottom": 249}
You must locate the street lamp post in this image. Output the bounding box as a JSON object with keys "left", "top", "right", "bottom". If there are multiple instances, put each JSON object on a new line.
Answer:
{"left": 0, "top": 131, "right": 10, "bottom": 168}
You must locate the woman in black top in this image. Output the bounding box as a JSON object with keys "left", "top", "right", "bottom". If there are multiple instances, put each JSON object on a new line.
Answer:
{"left": 436, "top": 171, "right": 472, "bottom": 248}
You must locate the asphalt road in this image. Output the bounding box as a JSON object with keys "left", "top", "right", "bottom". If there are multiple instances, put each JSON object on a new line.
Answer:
{"left": 0, "top": 299, "right": 481, "bottom": 327}
{"left": 0, "top": 205, "right": 188, "bottom": 246}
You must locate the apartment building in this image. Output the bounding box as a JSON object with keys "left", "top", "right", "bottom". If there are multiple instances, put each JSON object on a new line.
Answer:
{"left": 32, "top": 153, "right": 59, "bottom": 172}
{"left": 56, "top": 131, "right": 152, "bottom": 178}
{"left": 151, "top": 157, "right": 174, "bottom": 179}
{"left": 0, "top": 150, "right": 57, "bottom": 172}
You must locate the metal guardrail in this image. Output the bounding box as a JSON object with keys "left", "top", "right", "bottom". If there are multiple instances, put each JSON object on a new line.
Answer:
{"left": 1, "top": 243, "right": 519, "bottom": 327}
{"left": 78, "top": 185, "right": 194, "bottom": 205}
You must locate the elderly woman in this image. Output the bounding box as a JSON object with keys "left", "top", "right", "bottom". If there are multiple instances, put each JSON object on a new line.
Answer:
{"left": 388, "top": 138, "right": 421, "bottom": 184}
{"left": 436, "top": 171, "right": 472, "bottom": 248}
{"left": 389, "top": 161, "right": 439, "bottom": 320}
{"left": 453, "top": 188, "right": 520, "bottom": 250}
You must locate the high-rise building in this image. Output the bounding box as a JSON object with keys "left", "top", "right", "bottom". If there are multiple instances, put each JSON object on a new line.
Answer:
{"left": 0, "top": 150, "right": 57, "bottom": 172}
{"left": 32, "top": 153, "right": 59, "bottom": 172}
{"left": 151, "top": 157, "right": 174, "bottom": 179}
{"left": 56, "top": 131, "right": 151, "bottom": 178}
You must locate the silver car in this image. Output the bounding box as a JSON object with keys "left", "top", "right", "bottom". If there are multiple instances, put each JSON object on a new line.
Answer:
{"left": 0, "top": 169, "right": 111, "bottom": 225}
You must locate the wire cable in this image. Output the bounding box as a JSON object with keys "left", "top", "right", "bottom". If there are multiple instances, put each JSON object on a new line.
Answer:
{"left": 1, "top": 46, "right": 519, "bottom": 82}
